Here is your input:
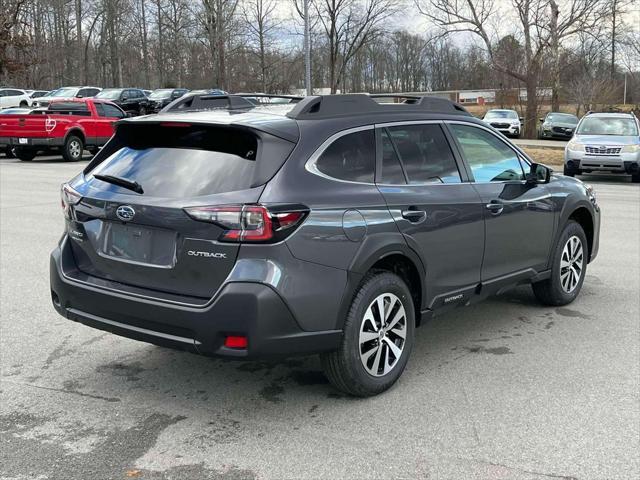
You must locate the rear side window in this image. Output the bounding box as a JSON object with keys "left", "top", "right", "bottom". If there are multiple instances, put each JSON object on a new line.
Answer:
{"left": 385, "top": 124, "right": 461, "bottom": 184}
{"left": 102, "top": 104, "right": 125, "bottom": 118}
{"left": 314, "top": 129, "right": 375, "bottom": 183}
{"left": 380, "top": 130, "right": 406, "bottom": 184}
{"left": 88, "top": 125, "right": 259, "bottom": 198}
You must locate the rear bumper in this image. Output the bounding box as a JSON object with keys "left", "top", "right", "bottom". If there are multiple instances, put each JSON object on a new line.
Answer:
{"left": 0, "top": 136, "right": 62, "bottom": 148}
{"left": 50, "top": 239, "right": 342, "bottom": 358}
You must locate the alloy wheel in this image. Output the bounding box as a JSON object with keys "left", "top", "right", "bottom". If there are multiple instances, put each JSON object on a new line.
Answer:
{"left": 560, "top": 235, "right": 584, "bottom": 293}
{"left": 359, "top": 293, "right": 407, "bottom": 377}
{"left": 69, "top": 140, "right": 82, "bottom": 159}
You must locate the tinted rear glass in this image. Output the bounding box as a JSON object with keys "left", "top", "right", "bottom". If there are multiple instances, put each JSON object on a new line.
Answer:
{"left": 88, "top": 125, "right": 259, "bottom": 197}
{"left": 315, "top": 130, "right": 375, "bottom": 183}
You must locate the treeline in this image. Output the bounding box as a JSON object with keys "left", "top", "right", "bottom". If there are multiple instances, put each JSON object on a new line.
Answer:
{"left": 1, "top": 0, "right": 639, "bottom": 136}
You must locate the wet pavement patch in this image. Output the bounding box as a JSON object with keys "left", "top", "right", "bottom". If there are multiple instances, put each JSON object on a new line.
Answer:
{"left": 464, "top": 346, "right": 513, "bottom": 355}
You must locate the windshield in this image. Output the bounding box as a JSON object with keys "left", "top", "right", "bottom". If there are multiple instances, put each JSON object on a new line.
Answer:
{"left": 547, "top": 113, "right": 578, "bottom": 124}
{"left": 577, "top": 117, "right": 638, "bottom": 136}
{"left": 96, "top": 90, "right": 122, "bottom": 100}
{"left": 485, "top": 110, "right": 518, "bottom": 120}
{"left": 149, "top": 89, "right": 173, "bottom": 99}
{"left": 50, "top": 88, "right": 79, "bottom": 98}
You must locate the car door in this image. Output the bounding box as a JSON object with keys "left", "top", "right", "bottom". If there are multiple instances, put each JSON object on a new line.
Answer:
{"left": 94, "top": 103, "right": 125, "bottom": 144}
{"left": 375, "top": 122, "right": 485, "bottom": 310}
{"left": 446, "top": 122, "right": 555, "bottom": 283}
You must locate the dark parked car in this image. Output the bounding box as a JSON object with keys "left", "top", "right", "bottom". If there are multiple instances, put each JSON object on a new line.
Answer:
{"left": 146, "top": 88, "right": 189, "bottom": 113}
{"left": 95, "top": 88, "right": 149, "bottom": 115}
{"left": 539, "top": 112, "right": 579, "bottom": 139}
{"left": 50, "top": 94, "right": 600, "bottom": 396}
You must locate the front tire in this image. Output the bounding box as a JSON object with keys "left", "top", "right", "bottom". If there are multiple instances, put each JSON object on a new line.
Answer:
{"left": 321, "top": 271, "right": 415, "bottom": 397}
{"left": 632, "top": 172, "right": 640, "bottom": 184}
{"left": 62, "top": 135, "right": 84, "bottom": 162}
{"left": 532, "top": 221, "right": 587, "bottom": 306}
{"left": 563, "top": 164, "right": 576, "bottom": 177}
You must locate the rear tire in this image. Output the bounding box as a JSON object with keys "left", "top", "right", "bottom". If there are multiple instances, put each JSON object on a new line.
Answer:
{"left": 532, "top": 221, "right": 587, "bottom": 306}
{"left": 3, "top": 147, "right": 15, "bottom": 159}
{"left": 62, "top": 135, "right": 84, "bottom": 162}
{"left": 321, "top": 271, "right": 415, "bottom": 397}
{"left": 14, "top": 148, "right": 36, "bottom": 161}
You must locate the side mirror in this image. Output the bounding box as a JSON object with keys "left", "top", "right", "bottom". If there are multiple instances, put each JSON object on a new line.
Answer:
{"left": 76, "top": 94, "right": 84, "bottom": 98}
{"left": 539, "top": 117, "right": 544, "bottom": 122}
{"left": 526, "top": 163, "right": 551, "bottom": 185}
{"left": 121, "top": 95, "right": 128, "bottom": 101}
{"left": 519, "top": 117, "right": 524, "bottom": 122}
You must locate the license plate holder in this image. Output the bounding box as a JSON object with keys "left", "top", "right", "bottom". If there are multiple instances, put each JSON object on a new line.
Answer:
{"left": 18, "top": 138, "right": 28, "bottom": 145}
{"left": 100, "top": 222, "right": 176, "bottom": 268}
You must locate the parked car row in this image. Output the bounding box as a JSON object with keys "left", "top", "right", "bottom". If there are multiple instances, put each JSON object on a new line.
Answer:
{"left": 480, "top": 108, "right": 581, "bottom": 140}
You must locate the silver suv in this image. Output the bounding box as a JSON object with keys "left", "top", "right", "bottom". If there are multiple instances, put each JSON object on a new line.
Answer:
{"left": 564, "top": 112, "right": 640, "bottom": 182}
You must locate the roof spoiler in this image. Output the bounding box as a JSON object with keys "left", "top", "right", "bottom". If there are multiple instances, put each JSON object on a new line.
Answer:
{"left": 285, "top": 94, "right": 470, "bottom": 120}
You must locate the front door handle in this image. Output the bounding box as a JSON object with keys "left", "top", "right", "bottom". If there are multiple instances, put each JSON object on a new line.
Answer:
{"left": 485, "top": 201, "right": 504, "bottom": 215}
{"left": 401, "top": 208, "right": 427, "bottom": 222}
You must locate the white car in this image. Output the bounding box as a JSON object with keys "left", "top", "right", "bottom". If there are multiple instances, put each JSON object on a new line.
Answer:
{"left": 0, "top": 88, "right": 32, "bottom": 108}
{"left": 483, "top": 109, "right": 522, "bottom": 138}
{"left": 32, "top": 86, "right": 102, "bottom": 107}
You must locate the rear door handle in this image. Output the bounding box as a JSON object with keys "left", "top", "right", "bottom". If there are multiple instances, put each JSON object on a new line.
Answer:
{"left": 401, "top": 209, "right": 427, "bottom": 222}
{"left": 485, "top": 201, "right": 504, "bottom": 215}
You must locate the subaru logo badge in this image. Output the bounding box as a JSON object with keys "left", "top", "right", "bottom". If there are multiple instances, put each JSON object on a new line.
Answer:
{"left": 116, "top": 205, "right": 135, "bottom": 222}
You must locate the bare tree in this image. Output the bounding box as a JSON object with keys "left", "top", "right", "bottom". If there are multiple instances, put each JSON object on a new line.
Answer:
{"left": 243, "top": 0, "right": 279, "bottom": 92}
{"left": 201, "top": 0, "right": 239, "bottom": 89}
{"left": 313, "top": 0, "right": 397, "bottom": 94}
{"left": 418, "top": 0, "right": 607, "bottom": 137}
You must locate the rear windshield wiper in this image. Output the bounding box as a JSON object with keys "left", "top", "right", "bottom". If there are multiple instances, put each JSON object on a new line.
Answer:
{"left": 93, "top": 174, "right": 144, "bottom": 194}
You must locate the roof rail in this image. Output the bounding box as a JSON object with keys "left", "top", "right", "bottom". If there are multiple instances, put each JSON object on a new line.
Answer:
{"left": 285, "top": 94, "right": 470, "bottom": 120}
{"left": 162, "top": 92, "right": 303, "bottom": 113}
{"left": 162, "top": 93, "right": 256, "bottom": 113}
{"left": 235, "top": 93, "right": 304, "bottom": 102}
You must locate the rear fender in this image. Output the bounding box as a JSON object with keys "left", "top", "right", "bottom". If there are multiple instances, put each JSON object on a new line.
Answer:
{"left": 332, "top": 233, "right": 426, "bottom": 330}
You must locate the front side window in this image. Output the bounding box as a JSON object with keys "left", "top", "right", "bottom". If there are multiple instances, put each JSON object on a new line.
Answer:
{"left": 450, "top": 124, "right": 524, "bottom": 182}
{"left": 314, "top": 129, "right": 375, "bottom": 183}
{"left": 385, "top": 124, "right": 461, "bottom": 184}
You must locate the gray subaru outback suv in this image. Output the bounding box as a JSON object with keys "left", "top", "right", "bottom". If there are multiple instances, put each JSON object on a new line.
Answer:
{"left": 51, "top": 94, "right": 600, "bottom": 396}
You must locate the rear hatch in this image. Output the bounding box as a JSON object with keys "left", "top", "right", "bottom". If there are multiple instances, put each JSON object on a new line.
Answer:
{"left": 65, "top": 121, "right": 296, "bottom": 299}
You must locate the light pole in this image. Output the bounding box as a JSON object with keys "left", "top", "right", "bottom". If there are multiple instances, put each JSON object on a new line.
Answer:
{"left": 304, "top": 0, "right": 311, "bottom": 96}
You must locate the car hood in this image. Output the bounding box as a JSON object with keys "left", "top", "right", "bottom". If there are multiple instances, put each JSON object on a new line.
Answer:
{"left": 575, "top": 135, "right": 639, "bottom": 145}
{"left": 548, "top": 122, "right": 577, "bottom": 128}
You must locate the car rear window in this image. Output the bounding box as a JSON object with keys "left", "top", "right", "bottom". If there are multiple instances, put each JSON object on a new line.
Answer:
{"left": 87, "top": 125, "right": 259, "bottom": 197}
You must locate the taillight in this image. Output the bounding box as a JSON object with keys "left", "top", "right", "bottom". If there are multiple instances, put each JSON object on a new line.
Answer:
{"left": 60, "top": 183, "right": 82, "bottom": 219}
{"left": 184, "top": 204, "right": 308, "bottom": 243}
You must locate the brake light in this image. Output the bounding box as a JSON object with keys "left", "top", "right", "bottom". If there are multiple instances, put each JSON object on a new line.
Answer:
{"left": 184, "top": 204, "right": 308, "bottom": 243}
{"left": 60, "top": 183, "right": 82, "bottom": 219}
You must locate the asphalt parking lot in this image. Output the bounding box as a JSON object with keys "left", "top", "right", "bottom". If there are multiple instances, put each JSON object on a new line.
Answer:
{"left": 1, "top": 156, "right": 638, "bottom": 480}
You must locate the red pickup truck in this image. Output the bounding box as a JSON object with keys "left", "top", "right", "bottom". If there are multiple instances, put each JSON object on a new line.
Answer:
{"left": 0, "top": 98, "right": 126, "bottom": 161}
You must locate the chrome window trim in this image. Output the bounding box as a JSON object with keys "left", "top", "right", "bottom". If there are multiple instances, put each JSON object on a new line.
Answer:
{"left": 304, "top": 125, "right": 377, "bottom": 186}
